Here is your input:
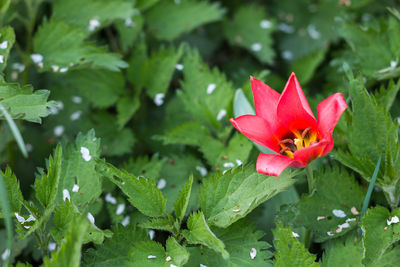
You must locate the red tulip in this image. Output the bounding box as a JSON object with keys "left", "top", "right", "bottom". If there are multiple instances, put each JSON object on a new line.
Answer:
{"left": 230, "top": 73, "right": 347, "bottom": 176}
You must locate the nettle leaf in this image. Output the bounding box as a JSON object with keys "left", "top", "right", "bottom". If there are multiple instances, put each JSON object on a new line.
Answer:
{"left": 375, "top": 79, "right": 400, "bottom": 112}
{"left": 33, "top": 19, "right": 127, "bottom": 72}
{"left": 43, "top": 215, "right": 89, "bottom": 267}
{"left": 65, "top": 69, "right": 125, "bottom": 108}
{"left": 115, "top": 13, "right": 144, "bottom": 52}
{"left": 53, "top": 0, "right": 134, "bottom": 31}
{"left": 116, "top": 96, "right": 140, "bottom": 129}
{"left": 224, "top": 5, "right": 275, "bottom": 64}
{"left": 361, "top": 206, "right": 400, "bottom": 266}
{"left": 165, "top": 237, "right": 190, "bottom": 266}
{"left": 200, "top": 165, "right": 295, "bottom": 228}
{"left": 0, "top": 83, "right": 55, "bottom": 123}
{"left": 273, "top": 223, "right": 319, "bottom": 267}
{"left": 138, "top": 217, "right": 174, "bottom": 233}
{"left": 174, "top": 175, "right": 193, "bottom": 223}
{"left": 145, "top": 0, "right": 225, "bottom": 41}
{"left": 182, "top": 211, "right": 229, "bottom": 259}
{"left": 0, "top": 167, "right": 23, "bottom": 217}
{"left": 283, "top": 166, "right": 363, "bottom": 242}
{"left": 320, "top": 233, "right": 363, "bottom": 267}
{"left": 291, "top": 47, "right": 326, "bottom": 85}
{"left": 98, "top": 160, "right": 166, "bottom": 217}
{"left": 122, "top": 154, "right": 165, "bottom": 182}
{"left": 83, "top": 224, "right": 149, "bottom": 267}
{"left": 186, "top": 219, "right": 273, "bottom": 266}
{"left": 57, "top": 130, "right": 102, "bottom": 210}
{"left": 0, "top": 26, "right": 15, "bottom": 73}
{"left": 179, "top": 50, "right": 234, "bottom": 130}
{"left": 136, "top": 0, "right": 160, "bottom": 11}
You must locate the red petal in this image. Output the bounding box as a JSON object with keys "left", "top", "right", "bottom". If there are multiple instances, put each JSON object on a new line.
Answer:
{"left": 293, "top": 140, "right": 328, "bottom": 166}
{"left": 250, "top": 76, "right": 281, "bottom": 130}
{"left": 256, "top": 153, "right": 295, "bottom": 177}
{"left": 277, "top": 73, "right": 317, "bottom": 131}
{"left": 230, "top": 115, "right": 280, "bottom": 152}
{"left": 317, "top": 93, "right": 347, "bottom": 155}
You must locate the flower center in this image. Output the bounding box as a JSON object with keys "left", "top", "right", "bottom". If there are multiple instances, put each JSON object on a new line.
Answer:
{"left": 278, "top": 127, "right": 319, "bottom": 158}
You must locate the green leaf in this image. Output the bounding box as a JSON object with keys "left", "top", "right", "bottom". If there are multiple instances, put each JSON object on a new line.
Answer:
{"left": 361, "top": 206, "right": 400, "bottom": 266}
{"left": 165, "top": 237, "right": 190, "bottom": 266}
{"left": 33, "top": 19, "right": 127, "bottom": 71}
{"left": 145, "top": 0, "right": 225, "bottom": 41}
{"left": 174, "top": 175, "right": 193, "bottom": 223}
{"left": 83, "top": 224, "right": 149, "bottom": 267}
{"left": 115, "top": 12, "right": 143, "bottom": 52}
{"left": 0, "top": 83, "right": 55, "bottom": 123}
{"left": 116, "top": 96, "right": 140, "bottom": 129}
{"left": 281, "top": 166, "right": 364, "bottom": 242}
{"left": 122, "top": 154, "right": 165, "bottom": 182}
{"left": 138, "top": 217, "right": 174, "bottom": 233}
{"left": 320, "top": 233, "right": 363, "bottom": 267}
{"left": 155, "top": 121, "right": 211, "bottom": 146}
{"left": 375, "top": 79, "right": 400, "bottom": 112}
{"left": 182, "top": 211, "right": 229, "bottom": 259}
{"left": 273, "top": 223, "right": 319, "bottom": 267}
{"left": 0, "top": 166, "right": 23, "bottom": 217}
{"left": 0, "top": 103, "right": 27, "bottom": 157}
{"left": 291, "top": 48, "right": 326, "bottom": 85}
{"left": 53, "top": 0, "right": 134, "bottom": 31}
{"left": 186, "top": 219, "right": 273, "bottom": 266}
{"left": 98, "top": 160, "right": 166, "bottom": 217}
{"left": 200, "top": 165, "right": 295, "bottom": 228}
{"left": 43, "top": 215, "right": 89, "bottom": 267}
{"left": 224, "top": 5, "right": 275, "bottom": 64}
{"left": 0, "top": 26, "right": 15, "bottom": 72}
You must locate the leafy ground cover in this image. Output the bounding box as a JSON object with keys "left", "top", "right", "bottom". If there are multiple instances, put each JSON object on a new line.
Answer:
{"left": 1, "top": 0, "right": 400, "bottom": 266}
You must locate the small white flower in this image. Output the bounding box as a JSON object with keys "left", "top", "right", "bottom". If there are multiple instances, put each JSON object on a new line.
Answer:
{"left": 206, "top": 83, "right": 216, "bottom": 94}
{"left": 72, "top": 96, "right": 82, "bottom": 104}
{"left": 72, "top": 184, "right": 79, "bottom": 192}
{"left": 387, "top": 215, "right": 400, "bottom": 226}
{"left": 176, "top": 64, "right": 184, "bottom": 70}
{"left": 332, "top": 209, "right": 346, "bottom": 218}
{"left": 31, "top": 54, "right": 43, "bottom": 63}
{"left": 154, "top": 93, "right": 165, "bottom": 106}
{"left": 87, "top": 212, "right": 95, "bottom": 225}
{"left": 70, "top": 110, "right": 82, "bottom": 121}
{"left": 216, "top": 109, "right": 227, "bottom": 121}
{"left": 89, "top": 19, "right": 101, "bottom": 31}
{"left": 157, "top": 178, "right": 167, "bottom": 190}
{"left": 121, "top": 216, "right": 130, "bottom": 226}
{"left": 196, "top": 166, "right": 208, "bottom": 177}
{"left": 0, "top": 41, "right": 8, "bottom": 49}
{"left": 1, "top": 249, "right": 10, "bottom": 260}
{"left": 105, "top": 193, "right": 117, "bottom": 204}
{"left": 54, "top": 125, "right": 65, "bottom": 137}
{"left": 260, "top": 20, "right": 272, "bottom": 29}
{"left": 80, "top": 147, "right": 92, "bottom": 162}
{"left": 250, "top": 248, "right": 257, "bottom": 259}
{"left": 116, "top": 203, "right": 125, "bottom": 215}
{"left": 251, "top": 43, "right": 262, "bottom": 52}
{"left": 63, "top": 189, "right": 71, "bottom": 202}
{"left": 48, "top": 242, "right": 57, "bottom": 251}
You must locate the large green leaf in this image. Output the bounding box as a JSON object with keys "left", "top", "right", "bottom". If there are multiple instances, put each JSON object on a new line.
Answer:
{"left": 0, "top": 26, "right": 15, "bottom": 73}
{"left": 0, "top": 167, "right": 23, "bottom": 217}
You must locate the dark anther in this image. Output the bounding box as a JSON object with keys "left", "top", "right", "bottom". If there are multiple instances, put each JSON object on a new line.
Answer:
{"left": 280, "top": 147, "right": 291, "bottom": 154}
{"left": 278, "top": 139, "right": 294, "bottom": 145}
{"left": 301, "top": 127, "right": 312, "bottom": 139}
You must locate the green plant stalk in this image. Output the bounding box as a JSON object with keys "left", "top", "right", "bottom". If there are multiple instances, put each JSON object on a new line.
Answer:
{"left": 0, "top": 173, "right": 13, "bottom": 267}
{"left": 304, "top": 164, "right": 316, "bottom": 249}
{"left": 361, "top": 157, "right": 381, "bottom": 217}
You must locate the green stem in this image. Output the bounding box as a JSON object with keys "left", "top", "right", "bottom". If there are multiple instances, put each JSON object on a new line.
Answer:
{"left": 304, "top": 165, "right": 316, "bottom": 248}
{"left": 361, "top": 157, "right": 381, "bottom": 217}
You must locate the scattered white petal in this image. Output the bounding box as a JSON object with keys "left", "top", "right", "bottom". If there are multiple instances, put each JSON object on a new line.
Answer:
{"left": 282, "top": 50, "right": 293, "bottom": 60}
{"left": 63, "top": 189, "right": 71, "bottom": 202}
{"left": 125, "top": 17, "right": 134, "bottom": 27}
{"left": 89, "top": 19, "right": 101, "bottom": 31}
{"left": 176, "top": 64, "right": 184, "bottom": 70}
{"left": 250, "top": 248, "right": 257, "bottom": 259}
{"left": 307, "top": 25, "right": 320, "bottom": 39}
{"left": 200, "top": 264, "right": 207, "bottom": 267}
{"left": 38, "top": 62, "right": 43, "bottom": 69}
{"left": 59, "top": 67, "right": 68, "bottom": 73}
{"left": 147, "top": 255, "right": 156, "bottom": 259}
{"left": 196, "top": 166, "right": 208, "bottom": 177}
{"left": 31, "top": 54, "right": 43, "bottom": 63}
{"left": 0, "top": 55, "right": 4, "bottom": 63}
{"left": 223, "top": 162, "right": 235, "bottom": 168}
{"left": 87, "top": 212, "right": 95, "bottom": 225}
{"left": 222, "top": 170, "right": 228, "bottom": 174}
{"left": 157, "top": 178, "right": 167, "bottom": 190}
{"left": 332, "top": 209, "right": 346, "bottom": 218}
{"left": 72, "top": 96, "right": 82, "bottom": 104}
{"left": 292, "top": 231, "right": 299, "bottom": 238}
{"left": 251, "top": 43, "right": 262, "bottom": 52}
{"left": 335, "top": 227, "right": 342, "bottom": 233}
{"left": 338, "top": 222, "right": 350, "bottom": 229}
{"left": 24, "top": 225, "right": 30, "bottom": 229}
{"left": 0, "top": 40, "right": 8, "bottom": 49}
{"left": 11, "top": 71, "right": 18, "bottom": 80}
{"left": 80, "top": 147, "right": 92, "bottom": 162}
{"left": 232, "top": 208, "right": 241, "bottom": 212}
{"left": 54, "top": 125, "right": 65, "bottom": 137}
{"left": 72, "top": 184, "right": 79, "bottom": 192}
{"left": 278, "top": 23, "right": 295, "bottom": 33}
{"left": 317, "top": 216, "right": 325, "bottom": 221}
{"left": 346, "top": 218, "right": 356, "bottom": 223}
{"left": 25, "top": 143, "right": 33, "bottom": 153}
{"left": 105, "top": 193, "right": 117, "bottom": 204}
{"left": 170, "top": 264, "right": 177, "bottom": 267}
{"left": 391, "top": 61, "right": 397, "bottom": 68}
{"left": 206, "top": 83, "right": 216, "bottom": 94}
{"left": 48, "top": 242, "right": 57, "bottom": 252}
{"left": 216, "top": 109, "right": 227, "bottom": 121}
{"left": 15, "top": 212, "right": 25, "bottom": 223}
{"left": 149, "top": 230, "right": 155, "bottom": 240}
{"left": 327, "top": 231, "right": 334, "bottom": 236}
{"left": 26, "top": 214, "right": 36, "bottom": 222}
{"left": 49, "top": 101, "right": 64, "bottom": 115}
{"left": 116, "top": 203, "right": 126, "bottom": 215}
{"left": 387, "top": 215, "right": 400, "bottom": 225}
{"left": 70, "top": 110, "right": 82, "bottom": 121}
{"left": 308, "top": 4, "right": 317, "bottom": 12}
{"left": 166, "top": 256, "right": 172, "bottom": 262}
{"left": 12, "top": 63, "right": 25, "bottom": 72}
{"left": 235, "top": 159, "right": 243, "bottom": 166}
{"left": 51, "top": 65, "right": 59, "bottom": 72}
{"left": 260, "top": 19, "right": 272, "bottom": 29}
{"left": 121, "top": 216, "right": 130, "bottom": 226}
{"left": 351, "top": 206, "right": 360, "bottom": 215}
{"left": 1, "top": 249, "right": 10, "bottom": 260}
{"left": 154, "top": 93, "right": 165, "bottom": 106}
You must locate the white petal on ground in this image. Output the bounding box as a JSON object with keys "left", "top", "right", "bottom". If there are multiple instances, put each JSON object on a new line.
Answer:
{"left": 332, "top": 209, "right": 346, "bottom": 218}
{"left": 80, "top": 147, "right": 92, "bottom": 162}
{"left": 250, "top": 248, "right": 257, "bottom": 259}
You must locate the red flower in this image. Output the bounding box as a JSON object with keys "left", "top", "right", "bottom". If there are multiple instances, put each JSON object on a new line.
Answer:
{"left": 230, "top": 73, "right": 347, "bottom": 176}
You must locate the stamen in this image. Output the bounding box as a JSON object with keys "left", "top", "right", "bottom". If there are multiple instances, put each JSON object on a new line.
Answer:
{"left": 301, "top": 127, "right": 312, "bottom": 139}
{"left": 280, "top": 147, "right": 291, "bottom": 154}
{"left": 294, "top": 138, "right": 304, "bottom": 150}
{"left": 309, "top": 141, "right": 318, "bottom": 146}
{"left": 278, "top": 139, "right": 294, "bottom": 145}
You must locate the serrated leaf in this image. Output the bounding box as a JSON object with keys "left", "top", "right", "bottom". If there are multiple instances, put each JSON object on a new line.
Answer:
{"left": 165, "top": 237, "right": 190, "bottom": 266}
{"left": 115, "top": 13, "right": 144, "bottom": 52}
{"left": 224, "top": 5, "right": 275, "bottom": 64}
{"left": 186, "top": 219, "right": 273, "bottom": 266}
{"left": 174, "top": 175, "right": 193, "bottom": 223}
{"left": 0, "top": 166, "right": 23, "bottom": 217}
{"left": 155, "top": 121, "right": 211, "bottom": 146}
{"left": 273, "top": 223, "right": 319, "bottom": 267}
{"left": 361, "top": 206, "right": 400, "bottom": 266}
{"left": 375, "top": 79, "right": 400, "bottom": 112}
{"left": 291, "top": 47, "right": 326, "bottom": 85}
{"left": 200, "top": 164, "right": 295, "bottom": 228}
{"left": 83, "top": 224, "right": 149, "bottom": 267}
{"left": 33, "top": 19, "right": 127, "bottom": 71}
{"left": 116, "top": 95, "right": 140, "bottom": 129}
{"left": 0, "top": 83, "right": 55, "bottom": 123}
{"left": 43, "top": 215, "right": 89, "bottom": 267}
{"left": 0, "top": 26, "right": 15, "bottom": 72}
{"left": 182, "top": 211, "right": 229, "bottom": 259}
{"left": 145, "top": 0, "right": 225, "bottom": 41}
{"left": 98, "top": 160, "right": 166, "bottom": 217}
{"left": 320, "top": 233, "right": 363, "bottom": 267}
{"left": 122, "top": 154, "right": 165, "bottom": 182}
{"left": 282, "top": 166, "right": 364, "bottom": 242}
{"left": 138, "top": 217, "right": 174, "bottom": 232}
